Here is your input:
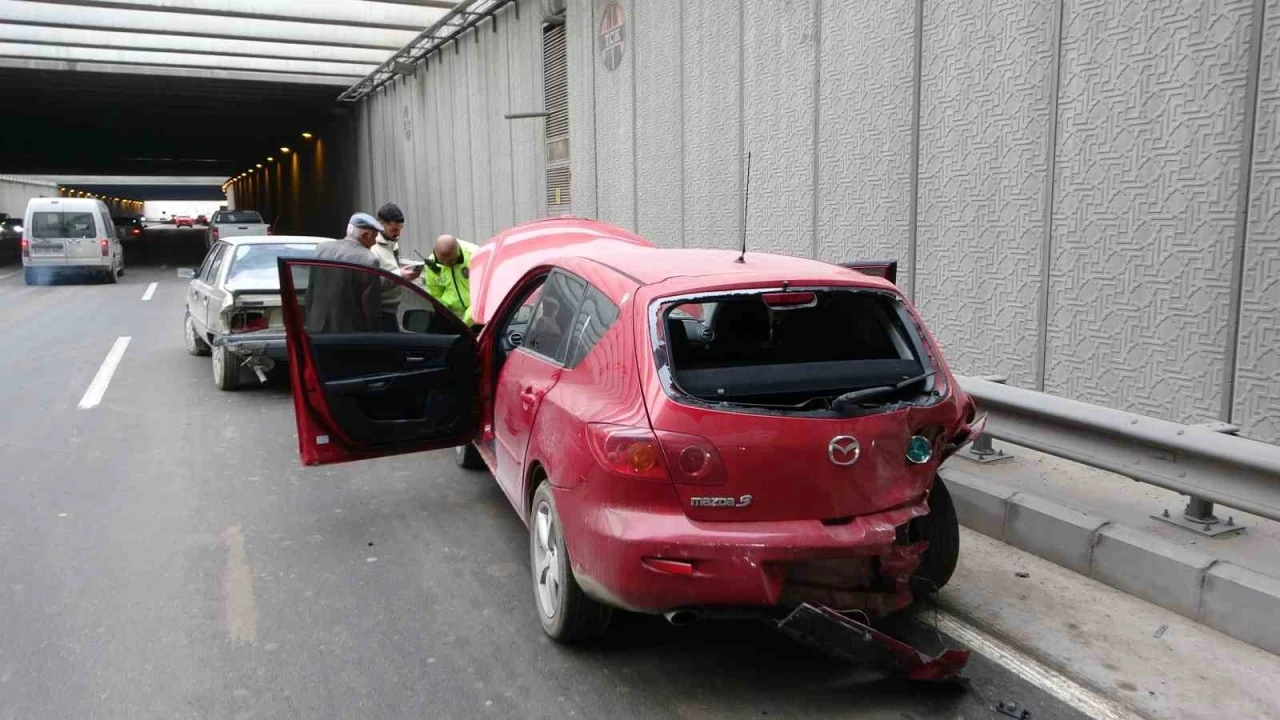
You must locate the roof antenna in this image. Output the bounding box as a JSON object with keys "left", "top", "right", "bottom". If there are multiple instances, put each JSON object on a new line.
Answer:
{"left": 735, "top": 151, "right": 751, "bottom": 263}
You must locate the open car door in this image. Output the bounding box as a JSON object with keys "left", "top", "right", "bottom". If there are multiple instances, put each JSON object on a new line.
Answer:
{"left": 278, "top": 257, "right": 482, "bottom": 466}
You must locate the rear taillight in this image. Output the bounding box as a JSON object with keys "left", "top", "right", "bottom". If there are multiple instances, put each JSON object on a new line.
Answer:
{"left": 654, "top": 430, "right": 725, "bottom": 485}
{"left": 230, "top": 311, "right": 269, "bottom": 333}
{"left": 131, "top": 227, "right": 141, "bottom": 236}
{"left": 100, "top": 238, "right": 110, "bottom": 256}
{"left": 211, "top": 226, "right": 220, "bottom": 239}
{"left": 20, "top": 238, "right": 29, "bottom": 258}
{"left": 586, "top": 424, "right": 668, "bottom": 481}
{"left": 586, "top": 424, "right": 724, "bottom": 485}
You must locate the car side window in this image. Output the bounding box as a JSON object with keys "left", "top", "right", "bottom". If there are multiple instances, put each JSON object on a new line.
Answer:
{"left": 202, "top": 244, "right": 227, "bottom": 283}
{"left": 195, "top": 245, "right": 218, "bottom": 281}
{"left": 564, "top": 285, "right": 620, "bottom": 368}
{"left": 522, "top": 270, "right": 586, "bottom": 363}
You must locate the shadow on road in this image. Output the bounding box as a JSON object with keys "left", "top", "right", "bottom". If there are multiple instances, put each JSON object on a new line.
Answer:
{"left": 123, "top": 227, "right": 210, "bottom": 268}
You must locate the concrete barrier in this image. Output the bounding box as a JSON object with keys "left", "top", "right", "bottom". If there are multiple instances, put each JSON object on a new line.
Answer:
{"left": 941, "top": 465, "right": 1280, "bottom": 656}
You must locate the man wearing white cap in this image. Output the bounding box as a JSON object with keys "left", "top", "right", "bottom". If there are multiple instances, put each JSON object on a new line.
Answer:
{"left": 305, "top": 213, "right": 384, "bottom": 334}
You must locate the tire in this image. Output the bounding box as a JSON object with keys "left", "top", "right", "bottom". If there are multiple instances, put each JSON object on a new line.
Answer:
{"left": 184, "top": 312, "right": 210, "bottom": 356}
{"left": 906, "top": 476, "right": 960, "bottom": 597}
{"left": 212, "top": 343, "right": 240, "bottom": 390}
{"left": 530, "top": 482, "right": 612, "bottom": 643}
{"left": 455, "top": 443, "right": 485, "bottom": 470}
{"left": 104, "top": 264, "right": 118, "bottom": 284}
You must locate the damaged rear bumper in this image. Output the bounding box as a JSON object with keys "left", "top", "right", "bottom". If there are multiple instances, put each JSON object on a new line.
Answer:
{"left": 213, "top": 331, "right": 289, "bottom": 362}
{"left": 563, "top": 492, "right": 932, "bottom": 616}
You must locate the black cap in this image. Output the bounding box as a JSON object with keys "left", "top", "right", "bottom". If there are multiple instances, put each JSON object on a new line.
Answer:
{"left": 376, "top": 202, "right": 405, "bottom": 224}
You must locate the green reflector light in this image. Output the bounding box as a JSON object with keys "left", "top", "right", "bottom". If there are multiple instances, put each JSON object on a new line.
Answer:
{"left": 906, "top": 435, "right": 933, "bottom": 464}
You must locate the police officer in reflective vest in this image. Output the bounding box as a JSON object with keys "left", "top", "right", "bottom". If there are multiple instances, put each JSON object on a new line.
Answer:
{"left": 422, "top": 234, "right": 478, "bottom": 326}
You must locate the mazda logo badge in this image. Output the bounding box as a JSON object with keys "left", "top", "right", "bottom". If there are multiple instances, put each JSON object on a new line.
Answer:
{"left": 828, "top": 436, "right": 860, "bottom": 466}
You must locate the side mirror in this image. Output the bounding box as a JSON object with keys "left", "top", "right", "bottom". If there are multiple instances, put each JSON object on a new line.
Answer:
{"left": 177, "top": 268, "right": 197, "bottom": 279}
{"left": 402, "top": 308, "right": 433, "bottom": 333}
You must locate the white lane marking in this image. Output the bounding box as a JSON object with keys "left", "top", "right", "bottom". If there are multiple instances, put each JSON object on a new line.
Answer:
{"left": 141, "top": 282, "right": 158, "bottom": 301}
{"left": 78, "top": 336, "right": 131, "bottom": 410}
{"left": 221, "top": 525, "right": 258, "bottom": 645}
{"left": 0, "top": 270, "right": 19, "bottom": 281}
{"left": 935, "top": 611, "right": 1144, "bottom": 720}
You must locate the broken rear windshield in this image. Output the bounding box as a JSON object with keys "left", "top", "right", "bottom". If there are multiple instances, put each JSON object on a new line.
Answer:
{"left": 659, "top": 289, "right": 934, "bottom": 414}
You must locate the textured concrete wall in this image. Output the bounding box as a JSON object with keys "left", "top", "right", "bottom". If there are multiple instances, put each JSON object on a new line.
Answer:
{"left": 1235, "top": 0, "right": 1280, "bottom": 441}
{"left": 335, "top": 3, "right": 546, "bottom": 260}
{"left": 559, "top": 0, "right": 1280, "bottom": 443}
{"left": 336, "top": 0, "right": 1278, "bottom": 443}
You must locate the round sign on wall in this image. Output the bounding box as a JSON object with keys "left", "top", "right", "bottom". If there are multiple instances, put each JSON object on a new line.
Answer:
{"left": 598, "top": 1, "right": 625, "bottom": 71}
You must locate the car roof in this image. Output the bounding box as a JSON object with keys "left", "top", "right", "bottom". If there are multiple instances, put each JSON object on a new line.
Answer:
{"left": 220, "top": 235, "right": 327, "bottom": 246}
{"left": 566, "top": 246, "right": 887, "bottom": 290}
{"left": 467, "top": 216, "right": 895, "bottom": 324}
{"left": 27, "top": 197, "right": 102, "bottom": 209}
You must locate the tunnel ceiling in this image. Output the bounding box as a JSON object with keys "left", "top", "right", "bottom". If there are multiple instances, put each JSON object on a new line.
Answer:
{"left": 0, "top": 0, "right": 456, "bottom": 176}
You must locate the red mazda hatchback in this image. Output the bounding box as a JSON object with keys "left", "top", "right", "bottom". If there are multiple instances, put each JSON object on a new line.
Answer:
{"left": 277, "top": 217, "right": 983, "bottom": 642}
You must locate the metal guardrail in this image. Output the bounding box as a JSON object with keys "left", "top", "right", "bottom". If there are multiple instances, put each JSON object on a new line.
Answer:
{"left": 337, "top": 0, "right": 518, "bottom": 102}
{"left": 955, "top": 375, "right": 1280, "bottom": 527}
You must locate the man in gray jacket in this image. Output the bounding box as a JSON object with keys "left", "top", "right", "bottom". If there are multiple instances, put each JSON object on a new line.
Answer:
{"left": 305, "top": 213, "right": 383, "bottom": 334}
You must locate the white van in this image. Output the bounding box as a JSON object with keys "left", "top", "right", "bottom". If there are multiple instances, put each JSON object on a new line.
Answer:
{"left": 22, "top": 197, "right": 124, "bottom": 285}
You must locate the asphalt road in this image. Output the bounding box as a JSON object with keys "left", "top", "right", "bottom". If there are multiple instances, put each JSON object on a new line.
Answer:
{"left": 0, "top": 232, "right": 1087, "bottom": 720}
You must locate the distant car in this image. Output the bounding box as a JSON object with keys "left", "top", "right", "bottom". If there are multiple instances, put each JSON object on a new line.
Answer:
{"left": 113, "top": 217, "right": 144, "bottom": 242}
{"left": 183, "top": 235, "right": 323, "bottom": 390}
{"left": 174, "top": 216, "right": 194, "bottom": 228}
{"left": 1, "top": 217, "right": 23, "bottom": 258}
{"left": 273, "top": 216, "right": 984, "bottom": 643}
{"left": 195, "top": 215, "right": 208, "bottom": 226}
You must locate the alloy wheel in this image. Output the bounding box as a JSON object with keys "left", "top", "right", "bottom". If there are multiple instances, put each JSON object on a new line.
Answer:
{"left": 533, "top": 501, "right": 562, "bottom": 619}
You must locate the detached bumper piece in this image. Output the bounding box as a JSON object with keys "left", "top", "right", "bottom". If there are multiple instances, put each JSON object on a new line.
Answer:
{"left": 776, "top": 603, "right": 970, "bottom": 681}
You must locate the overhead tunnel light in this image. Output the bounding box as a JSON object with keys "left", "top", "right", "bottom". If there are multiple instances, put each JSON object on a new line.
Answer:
{"left": 280, "top": 147, "right": 291, "bottom": 154}
{"left": 256, "top": 163, "right": 263, "bottom": 168}
{"left": 301, "top": 132, "right": 313, "bottom": 140}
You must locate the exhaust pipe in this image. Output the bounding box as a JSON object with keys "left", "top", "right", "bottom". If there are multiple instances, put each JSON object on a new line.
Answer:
{"left": 663, "top": 609, "right": 699, "bottom": 626}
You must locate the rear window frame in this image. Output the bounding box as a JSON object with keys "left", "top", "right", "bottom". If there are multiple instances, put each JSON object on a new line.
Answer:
{"left": 214, "top": 211, "right": 264, "bottom": 225}
{"left": 647, "top": 284, "right": 946, "bottom": 417}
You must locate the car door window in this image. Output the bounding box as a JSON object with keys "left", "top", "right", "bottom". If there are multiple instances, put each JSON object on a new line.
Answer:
{"left": 522, "top": 271, "right": 586, "bottom": 363}
{"left": 498, "top": 277, "right": 548, "bottom": 355}
{"left": 194, "top": 245, "right": 218, "bottom": 281}
{"left": 277, "top": 259, "right": 478, "bottom": 454}
{"left": 202, "top": 244, "right": 227, "bottom": 284}
{"left": 563, "top": 285, "right": 620, "bottom": 368}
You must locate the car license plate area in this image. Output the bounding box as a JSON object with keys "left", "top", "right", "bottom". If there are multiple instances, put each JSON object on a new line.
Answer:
{"left": 32, "top": 244, "right": 63, "bottom": 255}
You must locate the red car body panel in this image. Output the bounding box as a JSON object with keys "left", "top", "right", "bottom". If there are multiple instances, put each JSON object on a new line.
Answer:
{"left": 466, "top": 216, "right": 653, "bottom": 326}
{"left": 174, "top": 216, "right": 194, "bottom": 228}
{"left": 279, "top": 217, "right": 980, "bottom": 618}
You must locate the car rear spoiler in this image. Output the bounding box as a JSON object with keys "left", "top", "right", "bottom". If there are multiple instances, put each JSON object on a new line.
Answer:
{"left": 839, "top": 260, "right": 898, "bottom": 286}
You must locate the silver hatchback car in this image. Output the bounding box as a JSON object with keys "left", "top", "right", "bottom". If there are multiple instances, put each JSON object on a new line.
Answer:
{"left": 182, "top": 235, "right": 323, "bottom": 390}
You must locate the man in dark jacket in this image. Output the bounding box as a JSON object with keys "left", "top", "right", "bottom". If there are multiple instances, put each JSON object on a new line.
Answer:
{"left": 305, "top": 213, "right": 383, "bottom": 334}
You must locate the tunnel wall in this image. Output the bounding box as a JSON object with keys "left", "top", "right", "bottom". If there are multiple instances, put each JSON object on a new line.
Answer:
{"left": 330, "top": 0, "right": 1280, "bottom": 444}
{"left": 226, "top": 134, "right": 342, "bottom": 239}
{"left": 0, "top": 175, "right": 58, "bottom": 220}
{"left": 336, "top": 3, "right": 547, "bottom": 258}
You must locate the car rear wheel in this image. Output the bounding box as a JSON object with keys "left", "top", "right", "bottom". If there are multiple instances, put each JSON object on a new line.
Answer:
{"left": 212, "top": 344, "right": 240, "bottom": 390}
{"left": 104, "top": 264, "right": 118, "bottom": 284}
{"left": 184, "top": 313, "right": 210, "bottom": 356}
{"left": 455, "top": 443, "right": 485, "bottom": 469}
{"left": 530, "top": 482, "right": 612, "bottom": 643}
{"left": 906, "top": 476, "right": 960, "bottom": 597}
